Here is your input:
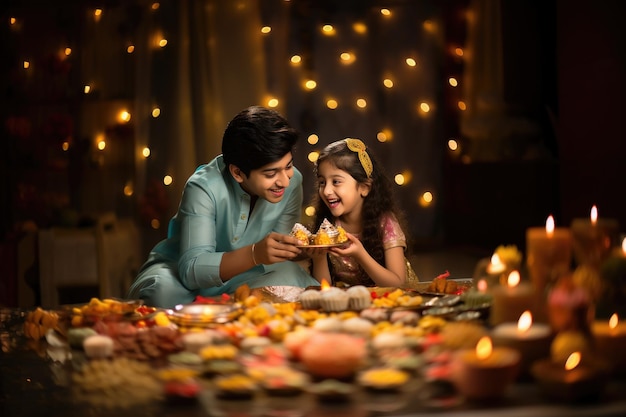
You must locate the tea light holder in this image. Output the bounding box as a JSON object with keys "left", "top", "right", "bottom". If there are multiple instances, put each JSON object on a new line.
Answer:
{"left": 591, "top": 313, "right": 626, "bottom": 375}
{"left": 531, "top": 352, "right": 608, "bottom": 403}
{"left": 491, "top": 311, "right": 553, "bottom": 379}
{"left": 450, "top": 336, "right": 520, "bottom": 401}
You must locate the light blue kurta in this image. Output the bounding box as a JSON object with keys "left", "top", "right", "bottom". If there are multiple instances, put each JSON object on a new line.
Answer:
{"left": 127, "top": 155, "right": 318, "bottom": 308}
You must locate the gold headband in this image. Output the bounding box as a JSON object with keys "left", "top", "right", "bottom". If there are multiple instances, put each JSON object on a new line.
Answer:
{"left": 345, "top": 138, "right": 373, "bottom": 178}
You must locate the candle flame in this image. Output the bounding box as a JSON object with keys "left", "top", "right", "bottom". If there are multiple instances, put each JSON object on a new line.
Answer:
{"left": 507, "top": 270, "right": 521, "bottom": 288}
{"left": 610, "top": 313, "right": 619, "bottom": 329}
{"left": 621, "top": 237, "right": 626, "bottom": 255}
{"left": 517, "top": 310, "right": 532, "bottom": 333}
{"left": 545, "top": 215, "right": 555, "bottom": 235}
{"left": 477, "top": 279, "right": 487, "bottom": 292}
{"left": 476, "top": 336, "right": 492, "bottom": 360}
{"left": 490, "top": 253, "right": 502, "bottom": 266}
{"left": 564, "top": 351, "right": 581, "bottom": 371}
{"left": 320, "top": 279, "right": 331, "bottom": 290}
{"left": 590, "top": 205, "right": 598, "bottom": 224}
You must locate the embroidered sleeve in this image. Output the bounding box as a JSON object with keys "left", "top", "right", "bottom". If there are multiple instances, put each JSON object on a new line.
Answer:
{"left": 381, "top": 214, "right": 406, "bottom": 251}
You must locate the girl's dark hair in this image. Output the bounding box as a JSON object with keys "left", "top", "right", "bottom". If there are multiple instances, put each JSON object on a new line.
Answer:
{"left": 311, "top": 140, "right": 408, "bottom": 275}
{"left": 222, "top": 106, "right": 298, "bottom": 176}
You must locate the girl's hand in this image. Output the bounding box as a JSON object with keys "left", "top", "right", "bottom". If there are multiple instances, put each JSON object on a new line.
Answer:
{"left": 299, "top": 246, "right": 328, "bottom": 261}
{"left": 329, "top": 233, "right": 361, "bottom": 257}
{"left": 254, "top": 232, "right": 302, "bottom": 264}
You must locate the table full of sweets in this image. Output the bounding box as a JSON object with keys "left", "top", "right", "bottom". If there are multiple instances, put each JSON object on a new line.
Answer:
{"left": 3, "top": 265, "right": 626, "bottom": 417}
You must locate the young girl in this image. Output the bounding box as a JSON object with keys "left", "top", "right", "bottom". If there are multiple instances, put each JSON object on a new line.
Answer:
{"left": 307, "top": 138, "right": 418, "bottom": 287}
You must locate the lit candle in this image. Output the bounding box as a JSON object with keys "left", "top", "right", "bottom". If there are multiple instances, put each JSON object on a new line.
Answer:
{"left": 492, "top": 311, "right": 553, "bottom": 378}
{"left": 531, "top": 352, "right": 609, "bottom": 403}
{"left": 571, "top": 205, "right": 620, "bottom": 268}
{"left": 479, "top": 253, "right": 507, "bottom": 288}
{"left": 489, "top": 271, "right": 537, "bottom": 326}
{"left": 451, "top": 336, "right": 520, "bottom": 400}
{"left": 592, "top": 313, "right": 626, "bottom": 375}
{"left": 526, "top": 215, "right": 573, "bottom": 301}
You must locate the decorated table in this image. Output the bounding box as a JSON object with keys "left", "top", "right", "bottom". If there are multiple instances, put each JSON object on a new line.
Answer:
{"left": 3, "top": 280, "right": 626, "bottom": 417}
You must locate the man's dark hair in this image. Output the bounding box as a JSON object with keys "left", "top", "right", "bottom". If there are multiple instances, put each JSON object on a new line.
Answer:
{"left": 222, "top": 106, "right": 298, "bottom": 176}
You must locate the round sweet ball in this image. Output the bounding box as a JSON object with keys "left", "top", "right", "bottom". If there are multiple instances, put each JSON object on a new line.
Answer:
{"left": 342, "top": 317, "right": 374, "bottom": 337}
{"left": 313, "top": 316, "right": 343, "bottom": 333}
{"left": 83, "top": 334, "right": 115, "bottom": 359}
{"left": 298, "top": 289, "right": 322, "bottom": 310}
{"left": 346, "top": 285, "right": 372, "bottom": 310}
{"left": 319, "top": 287, "right": 349, "bottom": 312}
{"left": 299, "top": 333, "right": 367, "bottom": 379}
{"left": 182, "top": 331, "right": 215, "bottom": 354}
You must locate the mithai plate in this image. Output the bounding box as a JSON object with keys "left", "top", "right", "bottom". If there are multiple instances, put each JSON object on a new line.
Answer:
{"left": 167, "top": 303, "right": 243, "bottom": 327}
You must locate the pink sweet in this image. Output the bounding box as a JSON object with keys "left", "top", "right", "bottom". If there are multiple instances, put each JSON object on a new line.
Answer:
{"left": 299, "top": 332, "right": 367, "bottom": 378}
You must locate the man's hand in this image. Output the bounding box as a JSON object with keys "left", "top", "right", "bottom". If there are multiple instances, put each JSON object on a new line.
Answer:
{"left": 254, "top": 232, "right": 302, "bottom": 265}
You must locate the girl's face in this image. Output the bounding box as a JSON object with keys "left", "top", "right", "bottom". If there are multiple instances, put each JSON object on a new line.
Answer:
{"left": 317, "top": 160, "right": 370, "bottom": 219}
{"left": 233, "top": 152, "right": 295, "bottom": 203}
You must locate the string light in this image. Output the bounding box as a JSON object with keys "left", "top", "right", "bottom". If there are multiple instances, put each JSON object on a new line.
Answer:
{"left": 448, "top": 77, "right": 458, "bottom": 87}
{"left": 380, "top": 9, "right": 391, "bottom": 17}
{"left": 23, "top": 61, "right": 30, "bottom": 69}
{"left": 340, "top": 52, "right": 355, "bottom": 64}
{"left": 356, "top": 98, "right": 367, "bottom": 109}
{"left": 96, "top": 133, "right": 106, "bottom": 151}
{"left": 458, "top": 101, "right": 467, "bottom": 111}
{"left": 64, "top": 48, "right": 72, "bottom": 56}
{"left": 84, "top": 85, "right": 91, "bottom": 94}
{"left": 152, "top": 107, "right": 161, "bottom": 118}
{"left": 261, "top": 26, "right": 271, "bottom": 34}
{"left": 163, "top": 175, "right": 173, "bottom": 186}
{"left": 419, "top": 191, "right": 434, "bottom": 207}
{"left": 321, "top": 24, "right": 335, "bottom": 35}
{"left": 290, "top": 55, "right": 301, "bottom": 65}
{"left": 304, "top": 206, "right": 316, "bottom": 217}
{"left": 94, "top": 9, "right": 102, "bottom": 22}
{"left": 267, "top": 98, "right": 279, "bottom": 108}
{"left": 123, "top": 182, "right": 134, "bottom": 197}
{"left": 377, "top": 129, "right": 392, "bottom": 142}
{"left": 307, "top": 151, "right": 319, "bottom": 162}
{"left": 142, "top": 147, "right": 151, "bottom": 158}
{"left": 127, "top": 45, "right": 135, "bottom": 53}
{"left": 352, "top": 22, "right": 367, "bottom": 34}
{"left": 307, "top": 134, "right": 319, "bottom": 145}
{"left": 383, "top": 78, "right": 394, "bottom": 88}
{"left": 119, "top": 110, "right": 131, "bottom": 123}
{"left": 405, "top": 58, "right": 417, "bottom": 67}
{"left": 326, "top": 99, "right": 338, "bottom": 109}
{"left": 304, "top": 80, "right": 317, "bottom": 90}
{"left": 419, "top": 102, "right": 431, "bottom": 114}
{"left": 448, "top": 139, "right": 459, "bottom": 151}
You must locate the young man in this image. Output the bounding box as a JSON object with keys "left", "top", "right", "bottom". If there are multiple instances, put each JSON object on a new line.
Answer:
{"left": 127, "top": 106, "right": 318, "bottom": 308}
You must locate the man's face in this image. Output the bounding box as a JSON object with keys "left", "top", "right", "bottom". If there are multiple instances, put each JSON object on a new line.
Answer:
{"left": 235, "top": 152, "right": 295, "bottom": 203}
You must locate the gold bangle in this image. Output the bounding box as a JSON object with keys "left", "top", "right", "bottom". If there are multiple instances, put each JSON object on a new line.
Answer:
{"left": 251, "top": 243, "right": 258, "bottom": 266}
